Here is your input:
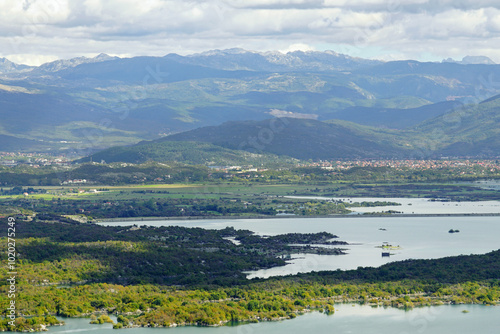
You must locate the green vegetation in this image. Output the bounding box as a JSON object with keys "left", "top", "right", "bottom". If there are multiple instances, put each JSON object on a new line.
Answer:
{"left": 0, "top": 162, "right": 209, "bottom": 186}
{"left": 77, "top": 141, "right": 299, "bottom": 167}
{"left": 0, "top": 219, "right": 499, "bottom": 331}
{"left": 5, "top": 179, "right": 499, "bottom": 220}
{"left": 0, "top": 186, "right": 47, "bottom": 196}
{"left": 0, "top": 160, "right": 499, "bottom": 331}
{"left": 90, "top": 314, "right": 114, "bottom": 325}
{"left": 80, "top": 97, "right": 500, "bottom": 163}
{"left": 0, "top": 220, "right": 346, "bottom": 286}
{"left": 3, "top": 279, "right": 499, "bottom": 331}
{"left": 3, "top": 196, "right": 350, "bottom": 219}
{"left": 144, "top": 118, "right": 410, "bottom": 160}
{"left": 2, "top": 160, "right": 500, "bottom": 188}
{"left": 0, "top": 316, "right": 62, "bottom": 332}
{"left": 1, "top": 160, "right": 499, "bottom": 221}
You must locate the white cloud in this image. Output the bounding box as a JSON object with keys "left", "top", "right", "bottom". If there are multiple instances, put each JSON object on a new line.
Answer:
{"left": 279, "top": 43, "right": 315, "bottom": 53}
{"left": 2, "top": 0, "right": 500, "bottom": 65}
{"left": 5, "top": 53, "right": 60, "bottom": 66}
{"left": 485, "top": 9, "right": 500, "bottom": 32}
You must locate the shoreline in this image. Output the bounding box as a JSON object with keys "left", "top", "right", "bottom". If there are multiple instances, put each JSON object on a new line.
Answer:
{"left": 96, "top": 212, "right": 500, "bottom": 223}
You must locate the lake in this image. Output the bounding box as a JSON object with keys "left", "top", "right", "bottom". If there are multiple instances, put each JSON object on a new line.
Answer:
{"left": 66, "top": 213, "right": 500, "bottom": 333}
{"left": 100, "top": 215, "right": 500, "bottom": 278}
{"left": 285, "top": 196, "right": 500, "bottom": 214}
{"left": 48, "top": 304, "right": 500, "bottom": 334}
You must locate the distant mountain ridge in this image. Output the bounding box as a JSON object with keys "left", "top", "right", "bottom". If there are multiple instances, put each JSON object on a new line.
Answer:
{"left": 2, "top": 49, "right": 497, "bottom": 74}
{"left": 443, "top": 55, "right": 496, "bottom": 65}
{"left": 0, "top": 49, "right": 500, "bottom": 156}
{"left": 33, "top": 53, "right": 120, "bottom": 73}
{"left": 166, "top": 48, "right": 382, "bottom": 72}
{"left": 0, "top": 58, "right": 33, "bottom": 73}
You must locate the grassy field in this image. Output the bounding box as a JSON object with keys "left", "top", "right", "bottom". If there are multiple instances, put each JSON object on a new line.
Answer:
{"left": 1, "top": 180, "right": 499, "bottom": 202}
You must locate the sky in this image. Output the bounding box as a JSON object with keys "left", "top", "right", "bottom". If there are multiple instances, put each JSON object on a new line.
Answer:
{"left": 2, "top": 0, "right": 500, "bottom": 66}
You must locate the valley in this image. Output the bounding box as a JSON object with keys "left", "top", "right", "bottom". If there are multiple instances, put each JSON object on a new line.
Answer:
{"left": 1, "top": 50, "right": 500, "bottom": 333}
{"left": 4, "top": 0, "right": 500, "bottom": 331}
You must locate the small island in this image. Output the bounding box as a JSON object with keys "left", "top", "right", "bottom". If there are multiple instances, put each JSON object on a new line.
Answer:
{"left": 376, "top": 242, "right": 401, "bottom": 250}
{"left": 377, "top": 242, "right": 401, "bottom": 257}
{"left": 449, "top": 229, "right": 460, "bottom": 233}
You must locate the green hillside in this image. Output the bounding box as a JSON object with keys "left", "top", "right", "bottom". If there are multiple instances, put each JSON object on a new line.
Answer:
{"left": 0, "top": 134, "right": 48, "bottom": 151}
{"left": 325, "top": 101, "right": 463, "bottom": 129}
{"left": 133, "top": 118, "right": 410, "bottom": 160}
{"left": 412, "top": 95, "right": 500, "bottom": 156}
{"left": 78, "top": 140, "right": 298, "bottom": 166}
{"left": 83, "top": 96, "right": 500, "bottom": 163}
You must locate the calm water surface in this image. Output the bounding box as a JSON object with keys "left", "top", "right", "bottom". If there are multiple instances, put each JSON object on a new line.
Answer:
{"left": 285, "top": 196, "right": 500, "bottom": 214}
{"left": 101, "top": 216, "right": 500, "bottom": 278}
{"left": 88, "top": 214, "right": 500, "bottom": 333}
{"left": 49, "top": 304, "right": 500, "bottom": 334}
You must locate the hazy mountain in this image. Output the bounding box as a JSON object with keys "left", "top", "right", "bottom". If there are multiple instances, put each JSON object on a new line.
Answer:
{"left": 54, "top": 56, "right": 256, "bottom": 86}
{"left": 0, "top": 134, "right": 46, "bottom": 151}
{"left": 327, "top": 100, "right": 464, "bottom": 129}
{"left": 1, "top": 49, "right": 500, "bottom": 156}
{"left": 443, "top": 55, "right": 496, "bottom": 65}
{"left": 166, "top": 48, "right": 382, "bottom": 72}
{"left": 33, "top": 53, "right": 120, "bottom": 73}
{"left": 351, "top": 60, "right": 500, "bottom": 102}
{"left": 0, "top": 58, "right": 33, "bottom": 73}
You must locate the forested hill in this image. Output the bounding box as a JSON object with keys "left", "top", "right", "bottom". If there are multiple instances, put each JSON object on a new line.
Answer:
{"left": 83, "top": 95, "right": 500, "bottom": 163}
{"left": 162, "top": 118, "right": 408, "bottom": 160}
{"left": 416, "top": 94, "right": 500, "bottom": 157}
{"left": 82, "top": 118, "right": 410, "bottom": 163}
{"left": 76, "top": 140, "right": 298, "bottom": 166}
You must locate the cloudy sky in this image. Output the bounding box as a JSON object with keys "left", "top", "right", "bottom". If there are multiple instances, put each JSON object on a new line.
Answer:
{"left": 2, "top": 0, "right": 500, "bottom": 65}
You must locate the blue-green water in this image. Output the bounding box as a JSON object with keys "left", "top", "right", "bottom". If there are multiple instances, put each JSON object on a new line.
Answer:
{"left": 49, "top": 304, "right": 500, "bottom": 334}
{"left": 286, "top": 196, "right": 500, "bottom": 214}
{"left": 67, "top": 216, "right": 500, "bottom": 333}
{"left": 101, "top": 216, "right": 500, "bottom": 278}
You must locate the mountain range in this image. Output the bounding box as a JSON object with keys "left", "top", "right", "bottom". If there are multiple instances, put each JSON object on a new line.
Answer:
{"left": 83, "top": 117, "right": 403, "bottom": 164}
{"left": 1, "top": 49, "right": 499, "bottom": 160}
{"left": 83, "top": 93, "right": 500, "bottom": 163}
